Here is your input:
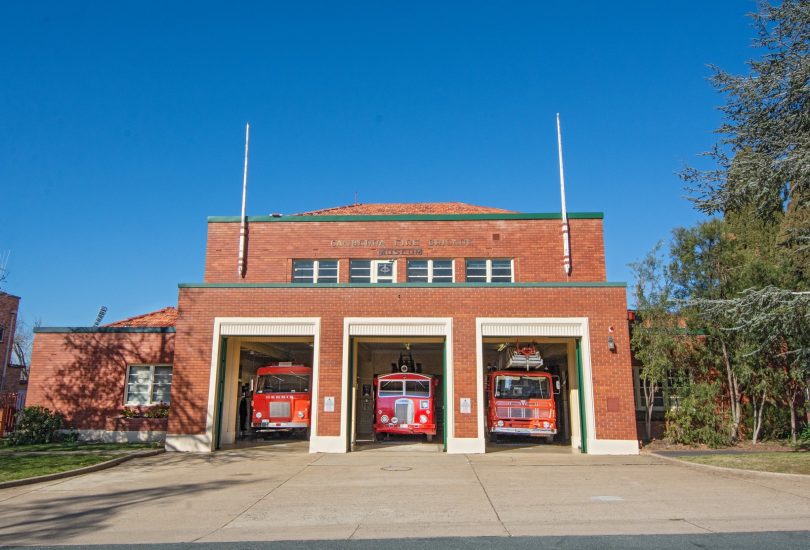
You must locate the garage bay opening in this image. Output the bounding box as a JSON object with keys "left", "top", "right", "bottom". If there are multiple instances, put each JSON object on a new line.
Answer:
{"left": 350, "top": 337, "right": 446, "bottom": 451}
{"left": 216, "top": 336, "right": 314, "bottom": 449}
{"left": 482, "top": 338, "right": 578, "bottom": 451}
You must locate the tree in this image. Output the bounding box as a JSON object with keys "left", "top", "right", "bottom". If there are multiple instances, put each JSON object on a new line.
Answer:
{"left": 630, "top": 243, "right": 685, "bottom": 442}
{"left": 679, "top": 0, "right": 810, "bottom": 443}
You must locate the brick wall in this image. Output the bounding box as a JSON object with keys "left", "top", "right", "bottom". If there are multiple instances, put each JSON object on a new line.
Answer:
{"left": 172, "top": 285, "right": 636, "bottom": 442}
{"left": 204, "top": 218, "right": 607, "bottom": 283}
{"left": 27, "top": 332, "right": 174, "bottom": 430}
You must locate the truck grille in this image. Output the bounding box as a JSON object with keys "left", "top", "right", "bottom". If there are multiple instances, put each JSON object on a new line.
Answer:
{"left": 495, "top": 406, "right": 551, "bottom": 419}
{"left": 395, "top": 399, "right": 414, "bottom": 424}
{"left": 269, "top": 401, "right": 291, "bottom": 418}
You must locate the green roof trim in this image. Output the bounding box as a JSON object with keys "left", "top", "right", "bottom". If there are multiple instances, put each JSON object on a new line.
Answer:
{"left": 207, "top": 212, "right": 604, "bottom": 223}
{"left": 178, "top": 282, "right": 626, "bottom": 289}
{"left": 34, "top": 327, "right": 176, "bottom": 334}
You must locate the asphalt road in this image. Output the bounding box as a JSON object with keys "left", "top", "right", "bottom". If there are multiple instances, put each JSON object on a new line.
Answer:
{"left": 7, "top": 532, "right": 810, "bottom": 550}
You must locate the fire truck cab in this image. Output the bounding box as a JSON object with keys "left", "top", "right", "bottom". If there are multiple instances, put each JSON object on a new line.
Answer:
{"left": 486, "top": 345, "right": 559, "bottom": 443}
{"left": 251, "top": 362, "right": 311, "bottom": 437}
{"left": 373, "top": 372, "right": 439, "bottom": 442}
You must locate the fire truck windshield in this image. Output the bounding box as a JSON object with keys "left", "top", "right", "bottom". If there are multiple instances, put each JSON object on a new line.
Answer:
{"left": 378, "top": 379, "right": 431, "bottom": 397}
{"left": 494, "top": 375, "right": 550, "bottom": 399}
{"left": 256, "top": 374, "right": 310, "bottom": 394}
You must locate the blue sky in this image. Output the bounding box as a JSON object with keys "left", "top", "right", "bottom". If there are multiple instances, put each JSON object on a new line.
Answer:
{"left": 1, "top": 1, "right": 756, "bottom": 326}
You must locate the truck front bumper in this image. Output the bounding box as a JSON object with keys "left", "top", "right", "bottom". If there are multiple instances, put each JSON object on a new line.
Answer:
{"left": 491, "top": 427, "right": 557, "bottom": 436}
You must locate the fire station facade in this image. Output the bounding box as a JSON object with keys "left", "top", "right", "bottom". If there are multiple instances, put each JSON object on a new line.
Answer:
{"left": 28, "top": 203, "right": 639, "bottom": 455}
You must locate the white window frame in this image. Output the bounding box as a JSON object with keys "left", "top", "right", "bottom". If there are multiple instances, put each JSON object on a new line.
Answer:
{"left": 292, "top": 259, "right": 339, "bottom": 284}
{"left": 465, "top": 258, "right": 514, "bottom": 283}
{"left": 407, "top": 259, "right": 454, "bottom": 283}
{"left": 124, "top": 364, "right": 173, "bottom": 406}
{"left": 350, "top": 259, "right": 397, "bottom": 283}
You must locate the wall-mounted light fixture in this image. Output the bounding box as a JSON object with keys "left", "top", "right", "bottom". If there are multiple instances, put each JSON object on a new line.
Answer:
{"left": 607, "top": 325, "right": 617, "bottom": 352}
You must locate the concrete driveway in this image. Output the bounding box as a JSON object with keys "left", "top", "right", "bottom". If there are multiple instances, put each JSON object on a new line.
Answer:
{"left": 1, "top": 441, "right": 809, "bottom": 546}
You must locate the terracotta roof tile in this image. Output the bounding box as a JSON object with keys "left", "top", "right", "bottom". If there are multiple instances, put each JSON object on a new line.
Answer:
{"left": 105, "top": 306, "right": 177, "bottom": 328}
{"left": 297, "top": 202, "right": 515, "bottom": 216}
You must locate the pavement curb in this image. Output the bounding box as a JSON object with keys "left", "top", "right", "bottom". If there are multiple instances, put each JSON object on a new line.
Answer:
{"left": 0, "top": 448, "right": 165, "bottom": 489}
{"left": 650, "top": 451, "right": 810, "bottom": 481}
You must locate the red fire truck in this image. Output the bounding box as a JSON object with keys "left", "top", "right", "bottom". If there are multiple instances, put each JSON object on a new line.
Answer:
{"left": 251, "top": 363, "right": 311, "bottom": 437}
{"left": 373, "top": 372, "right": 439, "bottom": 442}
{"left": 486, "top": 345, "right": 558, "bottom": 443}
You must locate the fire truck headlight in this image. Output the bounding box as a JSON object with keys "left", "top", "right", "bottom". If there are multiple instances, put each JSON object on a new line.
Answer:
{"left": 297, "top": 411, "right": 305, "bottom": 418}
{"left": 497, "top": 420, "right": 504, "bottom": 427}
{"left": 543, "top": 421, "right": 549, "bottom": 428}
{"left": 255, "top": 412, "right": 262, "bottom": 419}
{"left": 419, "top": 414, "right": 428, "bottom": 423}
{"left": 391, "top": 417, "right": 399, "bottom": 424}
{"left": 380, "top": 415, "right": 389, "bottom": 423}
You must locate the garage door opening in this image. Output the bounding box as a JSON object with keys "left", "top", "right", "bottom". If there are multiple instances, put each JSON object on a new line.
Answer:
{"left": 216, "top": 336, "right": 314, "bottom": 450}
{"left": 349, "top": 337, "right": 446, "bottom": 452}
{"left": 482, "top": 337, "right": 579, "bottom": 452}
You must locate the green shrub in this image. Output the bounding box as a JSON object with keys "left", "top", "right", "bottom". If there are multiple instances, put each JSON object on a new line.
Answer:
{"left": 7, "top": 406, "right": 65, "bottom": 446}
{"left": 798, "top": 424, "right": 810, "bottom": 448}
{"left": 665, "top": 381, "right": 731, "bottom": 448}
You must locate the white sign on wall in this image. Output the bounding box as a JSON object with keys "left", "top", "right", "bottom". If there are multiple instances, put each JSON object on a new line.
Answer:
{"left": 460, "top": 398, "right": 471, "bottom": 414}
{"left": 324, "top": 396, "right": 335, "bottom": 413}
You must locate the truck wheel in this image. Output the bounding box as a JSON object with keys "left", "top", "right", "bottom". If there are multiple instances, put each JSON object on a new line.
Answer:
{"left": 426, "top": 434, "right": 434, "bottom": 443}
{"left": 545, "top": 435, "right": 554, "bottom": 444}
{"left": 489, "top": 433, "right": 500, "bottom": 444}
{"left": 375, "top": 432, "right": 385, "bottom": 442}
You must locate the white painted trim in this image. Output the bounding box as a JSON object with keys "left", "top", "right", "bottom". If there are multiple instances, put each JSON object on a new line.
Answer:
{"left": 587, "top": 439, "right": 640, "bottom": 455}
{"left": 342, "top": 317, "right": 453, "bottom": 453}
{"left": 309, "top": 435, "right": 345, "bottom": 453}
{"left": 447, "top": 437, "right": 485, "bottom": 454}
{"left": 204, "top": 317, "right": 321, "bottom": 453}
{"left": 165, "top": 434, "right": 211, "bottom": 452}
{"left": 72, "top": 429, "right": 166, "bottom": 444}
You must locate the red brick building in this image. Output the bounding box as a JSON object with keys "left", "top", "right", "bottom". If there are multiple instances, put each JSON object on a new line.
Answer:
{"left": 29, "top": 202, "right": 639, "bottom": 454}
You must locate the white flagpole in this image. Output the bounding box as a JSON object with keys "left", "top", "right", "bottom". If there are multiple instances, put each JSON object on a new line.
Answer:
{"left": 237, "top": 122, "right": 250, "bottom": 278}
{"left": 557, "top": 113, "right": 571, "bottom": 276}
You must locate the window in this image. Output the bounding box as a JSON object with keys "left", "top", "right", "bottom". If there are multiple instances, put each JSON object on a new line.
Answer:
{"left": 379, "top": 380, "right": 404, "bottom": 397}
{"left": 465, "top": 259, "right": 513, "bottom": 283}
{"left": 292, "top": 260, "right": 338, "bottom": 283}
{"left": 494, "top": 375, "right": 550, "bottom": 399}
{"left": 632, "top": 366, "right": 678, "bottom": 411}
{"left": 0, "top": 325, "right": 4, "bottom": 342}
{"left": 125, "top": 365, "right": 173, "bottom": 405}
{"left": 407, "top": 259, "right": 453, "bottom": 283}
{"left": 256, "top": 373, "right": 310, "bottom": 394}
{"left": 350, "top": 260, "right": 396, "bottom": 283}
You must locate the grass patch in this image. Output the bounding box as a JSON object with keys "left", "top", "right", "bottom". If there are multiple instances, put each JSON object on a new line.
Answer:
{"left": 679, "top": 452, "right": 810, "bottom": 475}
{"left": 0, "top": 441, "right": 161, "bottom": 453}
{"left": 0, "top": 454, "right": 115, "bottom": 482}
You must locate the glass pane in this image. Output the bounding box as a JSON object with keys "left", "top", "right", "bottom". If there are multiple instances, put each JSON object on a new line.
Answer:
{"left": 466, "top": 259, "right": 487, "bottom": 282}
{"left": 257, "top": 374, "right": 310, "bottom": 393}
{"left": 126, "top": 384, "right": 149, "bottom": 405}
{"left": 407, "top": 260, "right": 428, "bottom": 282}
{"left": 317, "top": 260, "right": 338, "bottom": 283}
{"left": 350, "top": 260, "right": 371, "bottom": 283}
{"left": 379, "top": 380, "right": 403, "bottom": 396}
{"left": 376, "top": 261, "right": 394, "bottom": 278}
{"left": 292, "top": 260, "right": 315, "bottom": 283}
{"left": 491, "top": 259, "right": 512, "bottom": 282}
{"left": 405, "top": 380, "right": 431, "bottom": 397}
{"left": 432, "top": 260, "right": 453, "bottom": 282}
{"left": 151, "top": 366, "right": 173, "bottom": 404}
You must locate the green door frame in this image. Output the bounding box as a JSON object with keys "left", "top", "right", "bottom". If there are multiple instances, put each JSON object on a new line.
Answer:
{"left": 443, "top": 340, "right": 448, "bottom": 452}
{"left": 214, "top": 337, "right": 228, "bottom": 450}
{"left": 575, "top": 338, "right": 588, "bottom": 454}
